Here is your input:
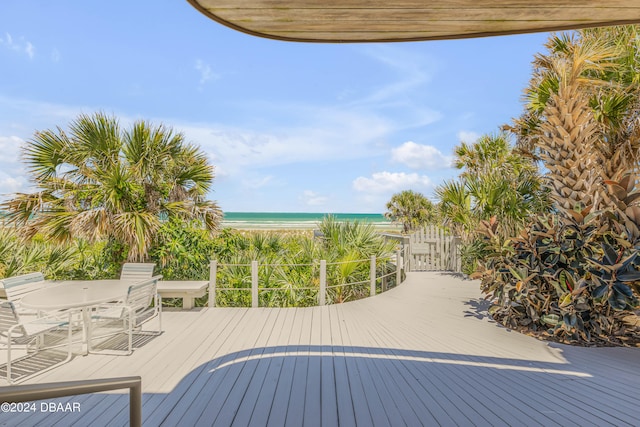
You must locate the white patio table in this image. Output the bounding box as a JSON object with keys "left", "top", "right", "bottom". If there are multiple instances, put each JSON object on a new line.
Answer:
{"left": 20, "top": 280, "right": 140, "bottom": 354}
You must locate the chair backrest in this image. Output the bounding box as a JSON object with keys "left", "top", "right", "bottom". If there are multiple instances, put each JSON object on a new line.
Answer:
{"left": 120, "top": 263, "right": 155, "bottom": 281}
{"left": 0, "top": 272, "right": 46, "bottom": 304}
{"left": 0, "top": 301, "right": 25, "bottom": 338}
{"left": 125, "top": 276, "right": 161, "bottom": 315}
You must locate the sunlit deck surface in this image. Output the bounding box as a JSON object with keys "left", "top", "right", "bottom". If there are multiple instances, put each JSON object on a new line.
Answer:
{"left": 2, "top": 272, "right": 640, "bottom": 426}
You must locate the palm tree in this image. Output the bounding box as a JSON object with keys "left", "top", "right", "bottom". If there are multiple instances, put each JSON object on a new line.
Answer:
{"left": 384, "top": 190, "right": 437, "bottom": 233}
{"left": 512, "top": 28, "right": 640, "bottom": 213}
{"left": 1, "top": 112, "right": 222, "bottom": 261}
{"left": 435, "top": 180, "right": 473, "bottom": 240}
{"left": 436, "top": 133, "right": 548, "bottom": 241}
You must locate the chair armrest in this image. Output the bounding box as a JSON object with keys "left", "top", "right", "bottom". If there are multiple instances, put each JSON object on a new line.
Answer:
{"left": 9, "top": 310, "right": 73, "bottom": 339}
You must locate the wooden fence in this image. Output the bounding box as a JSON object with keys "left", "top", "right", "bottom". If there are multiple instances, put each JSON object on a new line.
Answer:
{"left": 408, "top": 226, "right": 461, "bottom": 272}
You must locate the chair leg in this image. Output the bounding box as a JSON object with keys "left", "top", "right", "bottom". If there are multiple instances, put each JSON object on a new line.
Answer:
{"left": 65, "top": 312, "right": 73, "bottom": 363}
{"left": 6, "top": 336, "right": 12, "bottom": 384}
{"left": 128, "top": 307, "right": 133, "bottom": 355}
{"left": 157, "top": 294, "right": 162, "bottom": 334}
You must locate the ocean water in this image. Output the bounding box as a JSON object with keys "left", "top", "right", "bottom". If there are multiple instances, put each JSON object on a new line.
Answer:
{"left": 220, "top": 212, "right": 398, "bottom": 230}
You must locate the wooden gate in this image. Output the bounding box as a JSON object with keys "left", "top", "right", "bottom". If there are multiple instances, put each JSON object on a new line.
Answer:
{"left": 408, "top": 226, "right": 461, "bottom": 272}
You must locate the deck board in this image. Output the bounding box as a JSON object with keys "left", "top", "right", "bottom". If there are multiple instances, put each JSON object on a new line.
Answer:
{"left": 2, "top": 272, "right": 640, "bottom": 426}
{"left": 209, "top": 308, "right": 282, "bottom": 426}
{"left": 302, "top": 309, "right": 321, "bottom": 427}
{"left": 247, "top": 308, "right": 296, "bottom": 427}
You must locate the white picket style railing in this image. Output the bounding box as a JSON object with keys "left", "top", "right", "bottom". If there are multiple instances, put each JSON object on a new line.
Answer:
{"left": 408, "top": 226, "right": 461, "bottom": 272}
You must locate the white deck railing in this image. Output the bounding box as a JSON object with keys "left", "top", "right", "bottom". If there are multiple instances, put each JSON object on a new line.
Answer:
{"left": 208, "top": 248, "right": 409, "bottom": 308}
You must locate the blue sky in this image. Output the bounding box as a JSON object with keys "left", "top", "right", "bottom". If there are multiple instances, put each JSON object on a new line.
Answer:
{"left": 0, "top": 1, "right": 551, "bottom": 213}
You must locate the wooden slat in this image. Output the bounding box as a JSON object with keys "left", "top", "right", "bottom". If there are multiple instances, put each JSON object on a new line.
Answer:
{"left": 203, "top": 308, "right": 282, "bottom": 426}
{"left": 212, "top": 7, "right": 640, "bottom": 23}
{"left": 319, "top": 306, "right": 338, "bottom": 427}
{"left": 246, "top": 307, "right": 297, "bottom": 426}
{"left": 188, "top": 0, "right": 640, "bottom": 42}
{"left": 408, "top": 225, "right": 460, "bottom": 272}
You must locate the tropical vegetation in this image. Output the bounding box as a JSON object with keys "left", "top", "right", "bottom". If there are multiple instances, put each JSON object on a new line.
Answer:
{"left": 475, "top": 26, "right": 640, "bottom": 345}
{"left": 435, "top": 133, "right": 550, "bottom": 274}
{"left": 0, "top": 216, "right": 400, "bottom": 308}
{"left": 205, "top": 216, "right": 399, "bottom": 307}
{"left": 0, "top": 112, "right": 222, "bottom": 262}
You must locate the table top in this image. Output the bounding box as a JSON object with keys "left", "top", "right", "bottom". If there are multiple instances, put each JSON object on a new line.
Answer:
{"left": 157, "top": 281, "right": 209, "bottom": 293}
{"left": 21, "top": 280, "right": 139, "bottom": 311}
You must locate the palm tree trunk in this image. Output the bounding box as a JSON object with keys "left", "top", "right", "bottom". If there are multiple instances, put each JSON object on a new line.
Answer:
{"left": 538, "top": 84, "right": 601, "bottom": 211}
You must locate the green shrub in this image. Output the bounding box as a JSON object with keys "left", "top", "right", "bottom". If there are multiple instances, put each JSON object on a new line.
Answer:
{"left": 478, "top": 210, "right": 640, "bottom": 344}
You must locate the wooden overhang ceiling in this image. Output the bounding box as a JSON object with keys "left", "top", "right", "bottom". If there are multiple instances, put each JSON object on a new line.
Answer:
{"left": 186, "top": 0, "right": 640, "bottom": 43}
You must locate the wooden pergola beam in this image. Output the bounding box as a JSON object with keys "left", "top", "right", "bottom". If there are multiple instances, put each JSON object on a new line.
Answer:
{"left": 187, "top": 0, "right": 640, "bottom": 43}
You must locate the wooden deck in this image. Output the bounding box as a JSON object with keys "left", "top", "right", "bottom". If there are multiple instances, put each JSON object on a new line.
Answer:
{"left": 1, "top": 272, "right": 640, "bottom": 426}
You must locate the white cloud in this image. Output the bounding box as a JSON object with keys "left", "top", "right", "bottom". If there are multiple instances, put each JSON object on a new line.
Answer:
{"left": 0, "top": 96, "right": 89, "bottom": 127}
{"left": 0, "top": 136, "right": 28, "bottom": 196}
{"left": 25, "top": 42, "right": 34, "bottom": 59}
{"left": 195, "top": 59, "right": 218, "bottom": 87}
{"left": 391, "top": 141, "right": 452, "bottom": 170}
{"left": 299, "top": 190, "right": 328, "bottom": 207}
{"left": 352, "top": 171, "right": 432, "bottom": 194}
{"left": 355, "top": 45, "right": 436, "bottom": 106}
{"left": 178, "top": 105, "right": 391, "bottom": 176}
{"left": 0, "top": 33, "right": 35, "bottom": 59}
{"left": 351, "top": 171, "right": 434, "bottom": 212}
{"left": 241, "top": 175, "right": 274, "bottom": 189}
{"left": 457, "top": 130, "right": 480, "bottom": 144}
{"left": 0, "top": 176, "right": 27, "bottom": 195}
{"left": 51, "top": 48, "right": 61, "bottom": 62}
{"left": 332, "top": 46, "right": 443, "bottom": 134}
{"left": 0, "top": 136, "right": 25, "bottom": 171}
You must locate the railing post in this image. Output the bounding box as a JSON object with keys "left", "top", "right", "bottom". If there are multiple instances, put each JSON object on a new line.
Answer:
{"left": 251, "top": 260, "right": 259, "bottom": 308}
{"left": 131, "top": 377, "right": 142, "bottom": 427}
{"left": 209, "top": 260, "right": 217, "bottom": 308}
{"left": 370, "top": 255, "right": 376, "bottom": 297}
{"left": 396, "top": 249, "right": 402, "bottom": 286}
{"left": 406, "top": 235, "right": 412, "bottom": 272}
{"left": 456, "top": 237, "right": 462, "bottom": 273}
{"left": 319, "top": 260, "right": 326, "bottom": 306}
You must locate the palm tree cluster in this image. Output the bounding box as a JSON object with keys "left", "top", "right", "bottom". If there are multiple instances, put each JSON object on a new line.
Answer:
{"left": 1, "top": 112, "right": 222, "bottom": 261}
{"left": 513, "top": 28, "right": 640, "bottom": 214}
{"left": 436, "top": 133, "right": 549, "bottom": 242}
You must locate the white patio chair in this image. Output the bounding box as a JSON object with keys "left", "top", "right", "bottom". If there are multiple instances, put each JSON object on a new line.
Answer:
{"left": 0, "top": 301, "right": 74, "bottom": 384}
{"left": 119, "top": 263, "right": 156, "bottom": 281}
{"left": 90, "top": 276, "right": 162, "bottom": 355}
{"left": 0, "top": 272, "right": 46, "bottom": 312}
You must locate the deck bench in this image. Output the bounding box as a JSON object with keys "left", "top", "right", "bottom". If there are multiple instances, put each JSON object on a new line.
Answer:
{"left": 157, "top": 281, "right": 209, "bottom": 310}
